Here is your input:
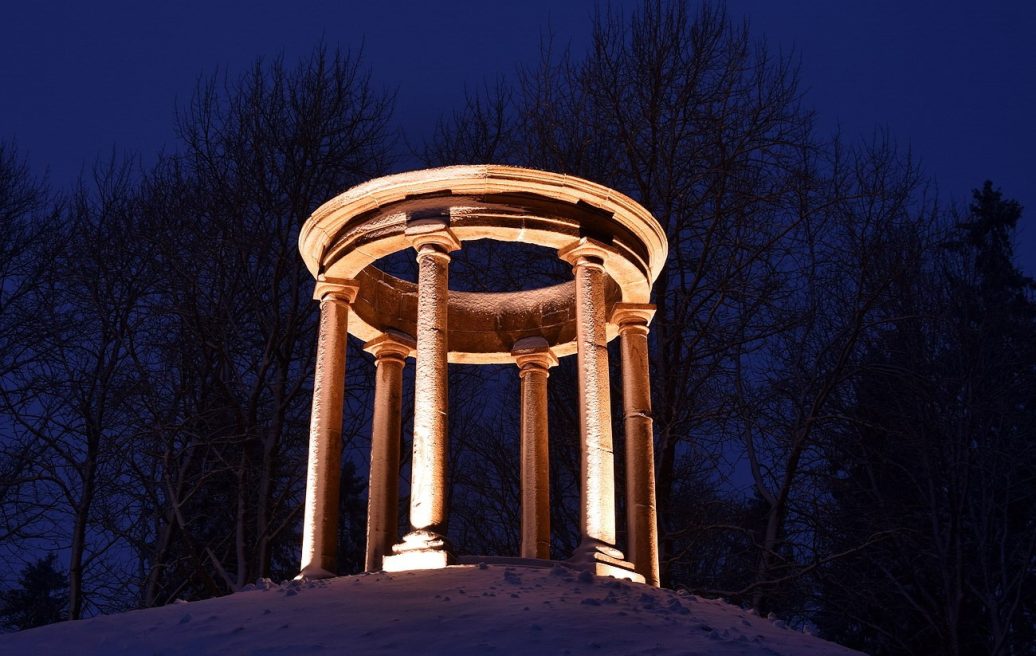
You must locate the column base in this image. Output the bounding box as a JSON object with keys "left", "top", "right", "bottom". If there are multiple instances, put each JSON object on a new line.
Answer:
{"left": 568, "top": 539, "right": 646, "bottom": 584}
{"left": 382, "top": 530, "right": 455, "bottom": 572}
{"left": 294, "top": 565, "right": 336, "bottom": 581}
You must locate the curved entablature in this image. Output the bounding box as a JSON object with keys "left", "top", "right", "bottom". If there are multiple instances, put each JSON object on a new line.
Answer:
{"left": 299, "top": 165, "right": 667, "bottom": 364}
{"left": 348, "top": 267, "right": 624, "bottom": 364}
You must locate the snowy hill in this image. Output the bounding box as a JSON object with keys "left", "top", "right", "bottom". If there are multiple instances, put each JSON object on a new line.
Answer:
{"left": 0, "top": 562, "right": 863, "bottom": 655}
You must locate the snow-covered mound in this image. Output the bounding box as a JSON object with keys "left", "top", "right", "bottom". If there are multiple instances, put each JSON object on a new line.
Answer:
{"left": 0, "top": 563, "right": 862, "bottom": 655}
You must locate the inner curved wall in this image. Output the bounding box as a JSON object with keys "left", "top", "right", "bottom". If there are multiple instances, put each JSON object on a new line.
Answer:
{"left": 349, "top": 266, "right": 624, "bottom": 364}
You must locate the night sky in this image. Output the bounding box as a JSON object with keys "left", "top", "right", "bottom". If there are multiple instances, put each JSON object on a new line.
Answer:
{"left": 3, "top": 0, "right": 1033, "bottom": 272}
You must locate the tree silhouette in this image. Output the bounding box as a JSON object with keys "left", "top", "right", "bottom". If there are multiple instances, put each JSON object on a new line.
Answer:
{"left": 817, "top": 182, "right": 1036, "bottom": 655}
{"left": 0, "top": 555, "right": 68, "bottom": 631}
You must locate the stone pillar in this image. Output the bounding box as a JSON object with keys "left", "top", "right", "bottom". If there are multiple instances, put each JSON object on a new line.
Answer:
{"left": 299, "top": 277, "right": 358, "bottom": 579}
{"left": 512, "top": 337, "right": 558, "bottom": 560}
{"left": 383, "top": 220, "right": 461, "bottom": 572}
{"left": 363, "top": 331, "right": 415, "bottom": 572}
{"left": 558, "top": 239, "right": 643, "bottom": 582}
{"left": 612, "top": 303, "right": 661, "bottom": 587}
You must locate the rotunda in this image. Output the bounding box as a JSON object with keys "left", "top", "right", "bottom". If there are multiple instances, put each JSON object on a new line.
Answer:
{"left": 297, "top": 165, "right": 667, "bottom": 586}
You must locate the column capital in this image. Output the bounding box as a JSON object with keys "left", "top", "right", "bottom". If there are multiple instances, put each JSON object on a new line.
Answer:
{"left": 363, "top": 330, "right": 416, "bottom": 361}
{"left": 511, "top": 336, "right": 559, "bottom": 372}
{"left": 406, "top": 219, "right": 462, "bottom": 253}
{"left": 313, "top": 276, "right": 359, "bottom": 303}
{"left": 611, "top": 303, "right": 656, "bottom": 331}
{"left": 557, "top": 237, "right": 618, "bottom": 268}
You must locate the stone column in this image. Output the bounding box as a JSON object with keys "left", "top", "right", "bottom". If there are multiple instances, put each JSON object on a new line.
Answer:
{"left": 299, "top": 277, "right": 358, "bottom": 579}
{"left": 363, "top": 331, "right": 415, "bottom": 572}
{"left": 558, "top": 239, "right": 642, "bottom": 582}
{"left": 612, "top": 303, "right": 661, "bottom": 587}
{"left": 512, "top": 337, "right": 558, "bottom": 560}
{"left": 383, "top": 220, "right": 460, "bottom": 572}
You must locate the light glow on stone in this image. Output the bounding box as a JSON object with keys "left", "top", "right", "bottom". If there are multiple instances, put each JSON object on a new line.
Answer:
{"left": 297, "top": 166, "right": 666, "bottom": 586}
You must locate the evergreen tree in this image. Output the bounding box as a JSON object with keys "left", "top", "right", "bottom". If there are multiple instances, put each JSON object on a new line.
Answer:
{"left": 0, "top": 554, "right": 68, "bottom": 631}
{"left": 816, "top": 182, "right": 1036, "bottom": 655}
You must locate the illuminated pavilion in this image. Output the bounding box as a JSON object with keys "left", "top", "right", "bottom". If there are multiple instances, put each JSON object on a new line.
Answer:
{"left": 296, "top": 166, "right": 667, "bottom": 586}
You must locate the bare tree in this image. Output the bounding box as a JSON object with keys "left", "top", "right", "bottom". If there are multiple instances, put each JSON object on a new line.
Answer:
{"left": 3, "top": 156, "right": 157, "bottom": 618}
{"left": 815, "top": 183, "right": 1036, "bottom": 655}
{"left": 423, "top": 1, "right": 818, "bottom": 588}
{"left": 731, "top": 135, "right": 936, "bottom": 613}
{"left": 0, "top": 141, "right": 54, "bottom": 554}
{"left": 127, "top": 45, "right": 395, "bottom": 597}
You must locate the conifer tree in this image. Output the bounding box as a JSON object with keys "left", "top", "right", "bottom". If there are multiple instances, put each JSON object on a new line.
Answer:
{"left": 817, "top": 182, "right": 1036, "bottom": 655}
{"left": 0, "top": 555, "right": 68, "bottom": 630}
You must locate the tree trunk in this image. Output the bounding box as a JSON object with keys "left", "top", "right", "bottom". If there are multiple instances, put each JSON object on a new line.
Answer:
{"left": 68, "top": 430, "right": 99, "bottom": 620}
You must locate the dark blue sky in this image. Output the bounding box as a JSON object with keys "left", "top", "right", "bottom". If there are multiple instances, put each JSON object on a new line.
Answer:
{"left": 3, "top": 1, "right": 1033, "bottom": 271}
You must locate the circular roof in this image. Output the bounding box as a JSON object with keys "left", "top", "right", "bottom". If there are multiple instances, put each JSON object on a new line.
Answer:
{"left": 300, "top": 165, "right": 667, "bottom": 364}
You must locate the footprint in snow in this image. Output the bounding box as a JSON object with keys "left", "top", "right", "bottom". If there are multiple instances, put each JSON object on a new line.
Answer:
{"left": 503, "top": 571, "right": 522, "bottom": 585}
{"left": 667, "top": 599, "right": 689, "bottom": 614}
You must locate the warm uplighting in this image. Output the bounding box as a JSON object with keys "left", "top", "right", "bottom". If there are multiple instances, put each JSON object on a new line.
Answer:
{"left": 297, "top": 165, "right": 667, "bottom": 586}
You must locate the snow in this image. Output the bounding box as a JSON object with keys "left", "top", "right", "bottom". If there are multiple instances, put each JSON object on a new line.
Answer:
{"left": 0, "top": 563, "right": 863, "bottom": 655}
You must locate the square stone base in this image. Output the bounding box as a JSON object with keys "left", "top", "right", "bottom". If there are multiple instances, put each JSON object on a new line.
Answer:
{"left": 585, "top": 557, "right": 645, "bottom": 583}
{"left": 569, "top": 540, "right": 646, "bottom": 584}
{"left": 294, "top": 565, "right": 336, "bottom": 581}
{"left": 381, "top": 529, "right": 454, "bottom": 572}
{"left": 382, "top": 548, "right": 453, "bottom": 572}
